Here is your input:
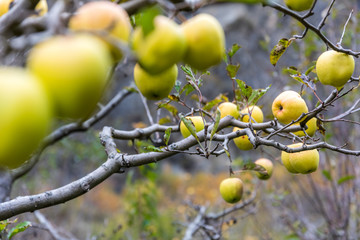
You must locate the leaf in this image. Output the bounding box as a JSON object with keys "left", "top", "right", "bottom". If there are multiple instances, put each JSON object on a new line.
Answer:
{"left": 164, "top": 128, "right": 172, "bottom": 145}
{"left": 227, "top": 43, "right": 241, "bottom": 58}
{"left": 144, "top": 145, "right": 163, "bottom": 152}
{"left": 305, "top": 64, "right": 316, "bottom": 76}
{"left": 226, "top": 64, "right": 241, "bottom": 79}
{"left": 338, "top": 175, "right": 355, "bottom": 185}
{"left": 135, "top": 6, "right": 161, "bottom": 37}
{"left": 157, "top": 102, "right": 178, "bottom": 117}
{"left": 322, "top": 170, "right": 332, "bottom": 181}
{"left": 283, "top": 66, "right": 300, "bottom": 75}
{"left": 210, "top": 108, "right": 221, "bottom": 141}
{"left": 248, "top": 85, "right": 271, "bottom": 106}
{"left": 179, "top": 114, "right": 200, "bottom": 142}
{"left": 158, "top": 116, "right": 171, "bottom": 125}
{"left": 0, "top": 220, "right": 9, "bottom": 232}
{"left": 235, "top": 79, "right": 253, "bottom": 102}
{"left": 203, "top": 99, "right": 222, "bottom": 112}
{"left": 270, "top": 38, "right": 292, "bottom": 66}
{"left": 168, "top": 94, "right": 180, "bottom": 102}
{"left": 174, "top": 80, "right": 181, "bottom": 93}
{"left": 180, "top": 83, "right": 195, "bottom": 96}
{"left": 125, "top": 86, "right": 138, "bottom": 93}
{"left": 8, "top": 221, "right": 31, "bottom": 239}
{"left": 180, "top": 65, "right": 193, "bottom": 76}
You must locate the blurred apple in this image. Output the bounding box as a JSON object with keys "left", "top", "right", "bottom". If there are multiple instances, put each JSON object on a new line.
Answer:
{"left": 68, "top": 1, "right": 131, "bottom": 60}
{"left": 240, "top": 105, "right": 263, "bottom": 123}
{"left": 180, "top": 116, "right": 205, "bottom": 138}
{"left": 218, "top": 102, "right": 239, "bottom": 119}
{"left": 134, "top": 63, "right": 178, "bottom": 100}
{"left": 219, "top": 178, "right": 243, "bottom": 203}
{"left": 0, "top": 0, "right": 47, "bottom": 16}
{"left": 0, "top": 67, "right": 52, "bottom": 169}
{"left": 181, "top": 13, "right": 225, "bottom": 70}
{"left": 284, "top": 0, "right": 314, "bottom": 11}
{"left": 254, "top": 158, "right": 273, "bottom": 180}
{"left": 272, "top": 90, "right": 308, "bottom": 125}
{"left": 233, "top": 127, "right": 254, "bottom": 150}
{"left": 281, "top": 143, "right": 319, "bottom": 174}
{"left": 132, "top": 15, "right": 186, "bottom": 74}
{"left": 316, "top": 50, "right": 355, "bottom": 89}
{"left": 27, "top": 34, "right": 113, "bottom": 120}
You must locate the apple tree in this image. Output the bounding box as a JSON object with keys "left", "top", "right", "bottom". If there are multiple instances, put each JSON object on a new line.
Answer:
{"left": 0, "top": 0, "right": 359, "bottom": 239}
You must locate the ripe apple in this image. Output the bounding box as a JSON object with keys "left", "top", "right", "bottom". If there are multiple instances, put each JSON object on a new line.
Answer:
{"left": 27, "top": 34, "right": 113, "bottom": 120}
{"left": 0, "top": 0, "right": 47, "bottom": 16}
{"left": 0, "top": 67, "right": 52, "bottom": 169}
{"left": 68, "top": 1, "right": 132, "bottom": 60}
{"left": 316, "top": 50, "right": 355, "bottom": 88}
{"left": 233, "top": 127, "right": 254, "bottom": 151}
{"left": 134, "top": 63, "right": 178, "bottom": 100}
{"left": 293, "top": 117, "right": 317, "bottom": 137}
{"left": 284, "top": 0, "right": 314, "bottom": 11}
{"left": 219, "top": 178, "right": 243, "bottom": 204}
{"left": 272, "top": 90, "right": 308, "bottom": 125}
{"left": 281, "top": 143, "right": 319, "bottom": 174}
{"left": 218, "top": 102, "right": 239, "bottom": 119}
{"left": 254, "top": 158, "right": 273, "bottom": 180}
{"left": 180, "top": 116, "right": 205, "bottom": 138}
{"left": 132, "top": 15, "right": 187, "bottom": 74}
{"left": 240, "top": 105, "right": 264, "bottom": 123}
{"left": 181, "top": 13, "right": 225, "bottom": 70}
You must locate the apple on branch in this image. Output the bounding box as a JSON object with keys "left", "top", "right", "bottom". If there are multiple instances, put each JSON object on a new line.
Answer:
{"left": 219, "top": 178, "right": 244, "bottom": 204}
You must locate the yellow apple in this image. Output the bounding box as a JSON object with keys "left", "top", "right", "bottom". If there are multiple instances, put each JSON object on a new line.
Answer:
{"left": 218, "top": 102, "right": 239, "bottom": 119}
{"left": 132, "top": 15, "right": 186, "bottom": 74}
{"left": 281, "top": 150, "right": 298, "bottom": 173}
{"left": 281, "top": 143, "right": 319, "bottom": 174}
{"left": 68, "top": 1, "right": 131, "bottom": 60}
{"left": 240, "top": 105, "right": 264, "bottom": 123}
{"left": 272, "top": 90, "right": 308, "bottom": 125}
{"left": 219, "top": 178, "right": 243, "bottom": 204}
{"left": 27, "top": 34, "right": 113, "bottom": 120}
{"left": 0, "top": 67, "right": 52, "bottom": 169}
{"left": 181, "top": 13, "right": 225, "bottom": 70}
{"left": 0, "top": 0, "right": 47, "bottom": 16}
{"left": 292, "top": 117, "right": 317, "bottom": 137}
{"left": 284, "top": 0, "right": 314, "bottom": 11}
{"left": 254, "top": 158, "right": 273, "bottom": 180}
{"left": 134, "top": 63, "right": 178, "bottom": 100}
{"left": 316, "top": 50, "right": 355, "bottom": 88}
{"left": 233, "top": 127, "right": 254, "bottom": 151}
{"left": 180, "top": 116, "right": 205, "bottom": 138}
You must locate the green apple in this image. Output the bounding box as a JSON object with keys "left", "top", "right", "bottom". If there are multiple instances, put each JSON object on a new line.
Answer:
{"left": 254, "top": 158, "right": 273, "bottom": 180}
{"left": 218, "top": 102, "right": 239, "bottom": 119}
{"left": 0, "top": 67, "right": 52, "bottom": 169}
{"left": 132, "top": 15, "right": 186, "bottom": 74}
{"left": 181, "top": 13, "right": 225, "bottom": 70}
{"left": 272, "top": 90, "right": 308, "bottom": 125}
{"left": 240, "top": 105, "right": 264, "bottom": 123}
{"left": 219, "top": 178, "right": 243, "bottom": 204}
{"left": 281, "top": 143, "right": 319, "bottom": 174}
{"left": 233, "top": 127, "right": 254, "bottom": 151}
{"left": 68, "top": 1, "right": 132, "bottom": 60}
{"left": 293, "top": 117, "right": 317, "bottom": 137}
{"left": 134, "top": 63, "right": 178, "bottom": 100}
{"left": 284, "top": 0, "right": 314, "bottom": 11}
{"left": 180, "top": 116, "right": 205, "bottom": 138}
{"left": 316, "top": 50, "right": 355, "bottom": 88}
{"left": 27, "top": 34, "right": 113, "bottom": 120}
{"left": 0, "top": 0, "right": 47, "bottom": 16}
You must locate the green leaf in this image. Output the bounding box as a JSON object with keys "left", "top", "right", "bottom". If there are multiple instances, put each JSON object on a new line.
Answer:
{"left": 338, "top": 175, "right": 355, "bottom": 185}
{"left": 125, "top": 86, "right": 138, "bottom": 93}
{"left": 227, "top": 43, "right": 241, "bottom": 58}
{"left": 180, "top": 65, "right": 193, "bottom": 76}
{"left": 158, "top": 116, "right": 171, "bottom": 125}
{"left": 180, "top": 83, "right": 195, "bottom": 96}
{"left": 179, "top": 114, "right": 200, "bottom": 142}
{"left": 164, "top": 128, "right": 172, "bottom": 146}
{"left": 270, "top": 38, "right": 292, "bottom": 66}
{"left": 144, "top": 145, "right": 163, "bottom": 152}
{"left": 174, "top": 80, "right": 181, "bottom": 93}
{"left": 235, "top": 79, "right": 253, "bottom": 102}
{"left": 157, "top": 102, "right": 178, "bottom": 117}
{"left": 226, "top": 64, "right": 241, "bottom": 79}
{"left": 283, "top": 66, "right": 300, "bottom": 75}
{"left": 8, "top": 221, "right": 31, "bottom": 240}
{"left": 322, "top": 170, "right": 332, "bottom": 181}
{"left": 210, "top": 108, "right": 221, "bottom": 141}
{"left": 248, "top": 85, "right": 271, "bottom": 106}
{"left": 0, "top": 220, "right": 9, "bottom": 232}
{"left": 305, "top": 64, "right": 316, "bottom": 76}
{"left": 135, "top": 6, "right": 161, "bottom": 37}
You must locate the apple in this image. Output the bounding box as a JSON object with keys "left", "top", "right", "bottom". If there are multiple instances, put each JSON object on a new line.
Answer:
{"left": 281, "top": 143, "right": 319, "bottom": 174}
{"left": 0, "top": 67, "right": 52, "bottom": 169}
{"left": 134, "top": 63, "right": 178, "bottom": 100}
{"left": 0, "top": 0, "right": 47, "bottom": 16}
{"left": 219, "top": 178, "right": 243, "bottom": 203}
{"left": 233, "top": 127, "right": 254, "bottom": 151}
{"left": 218, "top": 102, "right": 239, "bottom": 119}
{"left": 254, "top": 158, "right": 273, "bottom": 180}
{"left": 293, "top": 117, "right": 317, "bottom": 137}
{"left": 316, "top": 50, "right": 355, "bottom": 88}
{"left": 284, "top": 0, "right": 314, "bottom": 11}
{"left": 27, "top": 34, "right": 113, "bottom": 120}
{"left": 181, "top": 13, "right": 225, "bottom": 70}
{"left": 180, "top": 116, "right": 205, "bottom": 138}
{"left": 272, "top": 90, "right": 308, "bottom": 125}
{"left": 132, "top": 15, "right": 187, "bottom": 74}
{"left": 68, "top": 1, "right": 132, "bottom": 60}
{"left": 240, "top": 105, "right": 264, "bottom": 123}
